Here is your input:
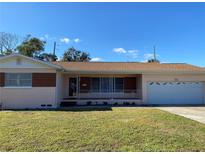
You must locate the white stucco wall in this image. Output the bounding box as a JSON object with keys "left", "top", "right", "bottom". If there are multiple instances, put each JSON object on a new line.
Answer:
{"left": 0, "top": 87, "right": 56, "bottom": 109}
{"left": 142, "top": 74, "right": 205, "bottom": 104}
{"left": 0, "top": 69, "right": 57, "bottom": 109}
{"left": 56, "top": 72, "right": 64, "bottom": 107}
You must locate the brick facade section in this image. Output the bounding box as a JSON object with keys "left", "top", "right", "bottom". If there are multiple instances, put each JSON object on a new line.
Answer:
{"left": 32, "top": 73, "right": 56, "bottom": 87}
{"left": 80, "top": 77, "right": 91, "bottom": 92}
{"left": 124, "top": 77, "right": 137, "bottom": 91}
{"left": 0, "top": 73, "right": 5, "bottom": 87}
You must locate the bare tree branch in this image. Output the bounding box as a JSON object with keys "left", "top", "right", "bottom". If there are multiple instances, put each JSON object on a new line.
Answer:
{"left": 0, "top": 32, "right": 19, "bottom": 55}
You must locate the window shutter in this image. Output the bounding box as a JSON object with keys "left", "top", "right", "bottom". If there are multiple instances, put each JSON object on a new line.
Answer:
{"left": 0, "top": 73, "right": 5, "bottom": 87}
{"left": 32, "top": 73, "right": 56, "bottom": 87}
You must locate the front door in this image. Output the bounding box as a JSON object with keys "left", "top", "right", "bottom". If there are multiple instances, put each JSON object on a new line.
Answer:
{"left": 69, "top": 77, "right": 77, "bottom": 97}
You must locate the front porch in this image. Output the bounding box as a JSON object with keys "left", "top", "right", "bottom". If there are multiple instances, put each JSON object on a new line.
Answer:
{"left": 60, "top": 74, "right": 143, "bottom": 106}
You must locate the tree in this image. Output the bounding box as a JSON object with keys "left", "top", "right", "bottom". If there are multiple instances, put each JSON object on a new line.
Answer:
{"left": 16, "top": 36, "right": 45, "bottom": 57}
{"left": 62, "top": 47, "right": 91, "bottom": 62}
{"left": 37, "top": 53, "right": 58, "bottom": 62}
{"left": 148, "top": 59, "right": 160, "bottom": 63}
{"left": 0, "top": 32, "right": 19, "bottom": 55}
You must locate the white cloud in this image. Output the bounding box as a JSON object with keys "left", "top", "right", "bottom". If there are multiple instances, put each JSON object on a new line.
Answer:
{"left": 144, "top": 53, "right": 155, "bottom": 60}
{"left": 113, "top": 48, "right": 127, "bottom": 54}
{"left": 127, "top": 50, "right": 138, "bottom": 54}
{"left": 40, "top": 37, "right": 45, "bottom": 41}
{"left": 60, "top": 37, "right": 70, "bottom": 44}
{"left": 143, "top": 53, "right": 160, "bottom": 62}
{"left": 127, "top": 49, "right": 139, "bottom": 58}
{"left": 39, "top": 34, "right": 49, "bottom": 41}
{"left": 44, "top": 34, "right": 49, "bottom": 39}
{"left": 40, "top": 35, "right": 80, "bottom": 44}
{"left": 40, "top": 34, "right": 57, "bottom": 41}
{"left": 91, "top": 57, "right": 103, "bottom": 62}
{"left": 74, "top": 38, "right": 80, "bottom": 43}
{"left": 113, "top": 48, "right": 139, "bottom": 59}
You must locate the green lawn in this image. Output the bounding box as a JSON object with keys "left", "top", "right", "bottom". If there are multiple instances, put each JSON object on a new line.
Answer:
{"left": 0, "top": 107, "right": 205, "bottom": 152}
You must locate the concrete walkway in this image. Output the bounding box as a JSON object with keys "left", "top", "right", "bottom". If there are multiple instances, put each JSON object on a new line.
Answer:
{"left": 157, "top": 107, "right": 205, "bottom": 124}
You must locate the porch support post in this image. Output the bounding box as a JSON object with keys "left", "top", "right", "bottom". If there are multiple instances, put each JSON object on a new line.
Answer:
{"left": 136, "top": 75, "right": 138, "bottom": 99}
{"left": 99, "top": 77, "right": 101, "bottom": 98}
{"left": 112, "top": 76, "right": 114, "bottom": 100}
{"left": 78, "top": 75, "right": 80, "bottom": 100}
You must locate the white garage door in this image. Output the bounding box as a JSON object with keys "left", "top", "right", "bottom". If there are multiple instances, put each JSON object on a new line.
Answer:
{"left": 147, "top": 81, "right": 204, "bottom": 104}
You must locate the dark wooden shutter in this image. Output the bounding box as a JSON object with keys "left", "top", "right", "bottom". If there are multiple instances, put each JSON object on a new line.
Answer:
{"left": 32, "top": 73, "right": 56, "bottom": 87}
{"left": 80, "top": 77, "right": 91, "bottom": 92}
{"left": 0, "top": 73, "right": 5, "bottom": 87}
{"left": 124, "top": 77, "right": 136, "bottom": 91}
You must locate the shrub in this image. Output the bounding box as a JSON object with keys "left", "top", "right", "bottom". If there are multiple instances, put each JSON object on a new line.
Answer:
{"left": 87, "top": 101, "right": 92, "bottom": 105}
{"left": 103, "top": 102, "right": 108, "bottom": 105}
{"left": 114, "top": 102, "right": 118, "bottom": 106}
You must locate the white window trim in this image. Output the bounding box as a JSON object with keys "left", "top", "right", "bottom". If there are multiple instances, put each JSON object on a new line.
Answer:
{"left": 3, "top": 86, "right": 32, "bottom": 89}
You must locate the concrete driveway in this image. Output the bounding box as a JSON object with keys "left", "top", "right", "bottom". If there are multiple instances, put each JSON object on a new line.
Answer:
{"left": 157, "top": 107, "right": 205, "bottom": 124}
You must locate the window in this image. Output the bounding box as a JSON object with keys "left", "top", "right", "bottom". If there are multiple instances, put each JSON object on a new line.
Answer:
{"left": 115, "top": 78, "right": 124, "bottom": 92}
{"left": 5, "top": 73, "right": 32, "bottom": 87}
{"left": 90, "top": 77, "right": 124, "bottom": 93}
{"left": 91, "top": 78, "right": 100, "bottom": 92}
{"left": 101, "top": 77, "right": 113, "bottom": 92}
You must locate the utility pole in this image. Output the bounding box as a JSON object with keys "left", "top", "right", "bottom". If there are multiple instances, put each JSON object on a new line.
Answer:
{"left": 53, "top": 41, "right": 56, "bottom": 55}
{"left": 153, "top": 45, "right": 156, "bottom": 61}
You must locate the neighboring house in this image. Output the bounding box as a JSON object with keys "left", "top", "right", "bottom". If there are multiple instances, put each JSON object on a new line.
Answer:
{"left": 0, "top": 53, "right": 205, "bottom": 109}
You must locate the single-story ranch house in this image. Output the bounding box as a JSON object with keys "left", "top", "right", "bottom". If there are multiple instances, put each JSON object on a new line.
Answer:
{"left": 0, "top": 54, "right": 205, "bottom": 109}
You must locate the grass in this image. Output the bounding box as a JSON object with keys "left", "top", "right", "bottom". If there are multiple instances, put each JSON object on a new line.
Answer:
{"left": 0, "top": 107, "right": 205, "bottom": 152}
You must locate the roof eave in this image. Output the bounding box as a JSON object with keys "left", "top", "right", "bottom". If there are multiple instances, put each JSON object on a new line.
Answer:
{"left": 0, "top": 53, "right": 63, "bottom": 70}
{"left": 61, "top": 69, "right": 205, "bottom": 75}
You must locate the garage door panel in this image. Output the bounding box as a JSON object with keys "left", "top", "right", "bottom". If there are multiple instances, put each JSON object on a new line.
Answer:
{"left": 147, "top": 82, "right": 204, "bottom": 104}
